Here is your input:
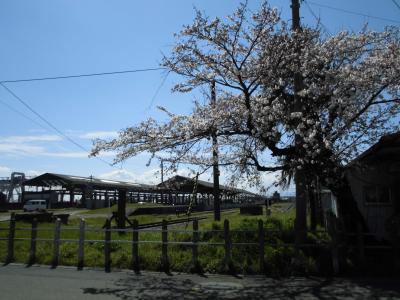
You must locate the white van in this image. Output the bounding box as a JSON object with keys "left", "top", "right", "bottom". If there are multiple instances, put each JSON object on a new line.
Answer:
{"left": 23, "top": 200, "right": 47, "bottom": 212}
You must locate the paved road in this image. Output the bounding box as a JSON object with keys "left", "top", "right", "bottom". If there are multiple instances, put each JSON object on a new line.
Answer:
{"left": 1, "top": 264, "right": 400, "bottom": 299}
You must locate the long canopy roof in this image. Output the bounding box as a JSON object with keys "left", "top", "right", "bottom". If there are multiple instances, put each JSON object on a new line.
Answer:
{"left": 158, "top": 175, "right": 260, "bottom": 196}
{"left": 23, "top": 173, "right": 264, "bottom": 197}
{"left": 23, "top": 173, "right": 156, "bottom": 191}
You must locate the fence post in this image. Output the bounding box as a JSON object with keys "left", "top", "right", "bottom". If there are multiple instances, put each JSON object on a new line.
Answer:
{"left": 28, "top": 218, "right": 38, "bottom": 266}
{"left": 331, "top": 227, "right": 340, "bottom": 275}
{"left": 356, "top": 222, "right": 366, "bottom": 267}
{"left": 77, "top": 219, "right": 85, "bottom": 270}
{"left": 391, "top": 227, "right": 399, "bottom": 274}
{"left": 6, "top": 213, "right": 16, "bottom": 264}
{"left": 224, "top": 219, "right": 233, "bottom": 273}
{"left": 327, "top": 213, "right": 339, "bottom": 275}
{"left": 191, "top": 219, "right": 200, "bottom": 273}
{"left": 51, "top": 219, "right": 61, "bottom": 268}
{"left": 258, "top": 219, "right": 265, "bottom": 274}
{"left": 104, "top": 218, "right": 111, "bottom": 273}
{"left": 161, "top": 219, "right": 169, "bottom": 273}
{"left": 131, "top": 219, "right": 140, "bottom": 273}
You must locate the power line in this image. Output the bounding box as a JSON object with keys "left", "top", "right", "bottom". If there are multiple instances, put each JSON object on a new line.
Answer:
{"left": 307, "top": 1, "right": 400, "bottom": 24}
{"left": 392, "top": 0, "right": 400, "bottom": 11}
{"left": 0, "top": 66, "right": 171, "bottom": 169}
{"left": 304, "top": 0, "right": 332, "bottom": 36}
{"left": 0, "top": 97, "right": 50, "bottom": 130}
{"left": 145, "top": 71, "right": 170, "bottom": 111}
{"left": 0, "top": 67, "right": 166, "bottom": 84}
{"left": 0, "top": 82, "right": 115, "bottom": 168}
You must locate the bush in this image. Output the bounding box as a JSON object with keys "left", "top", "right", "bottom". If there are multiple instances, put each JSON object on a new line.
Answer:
{"left": 264, "top": 246, "right": 317, "bottom": 277}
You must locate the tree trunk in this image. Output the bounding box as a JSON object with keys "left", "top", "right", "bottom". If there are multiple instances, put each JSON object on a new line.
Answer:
{"left": 309, "top": 186, "right": 317, "bottom": 231}
{"left": 330, "top": 179, "right": 367, "bottom": 232}
{"left": 295, "top": 170, "right": 308, "bottom": 243}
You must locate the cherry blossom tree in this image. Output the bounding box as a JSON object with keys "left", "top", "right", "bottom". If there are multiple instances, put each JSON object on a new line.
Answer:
{"left": 91, "top": 1, "right": 400, "bottom": 229}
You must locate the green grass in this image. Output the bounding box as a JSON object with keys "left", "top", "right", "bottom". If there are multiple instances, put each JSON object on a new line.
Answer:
{"left": 83, "top": 202, "right": 165, "bottom": 215}
{"left": 0, "top": 202, "right": 329, "bottom": 275}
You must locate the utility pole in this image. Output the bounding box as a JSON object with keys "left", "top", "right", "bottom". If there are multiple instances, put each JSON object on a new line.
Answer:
{"left": 291, "top": 0, "right": 308, "bottom": 244}
{"left": 211, "top": 81, "right": 221, "bottom": 221}
{"left": 160, "top": 159, "right": 164, "bottom": 184}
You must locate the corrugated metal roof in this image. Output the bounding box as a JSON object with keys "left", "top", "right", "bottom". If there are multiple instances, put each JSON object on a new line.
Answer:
{"left": 23, "top": 173, "right": 156, "bottom": 191}
{"left": 158, "top": 175, "right": 260, "bottom": 196}
{"left": 23, "top": 173, "right": 264, "bottom": 197}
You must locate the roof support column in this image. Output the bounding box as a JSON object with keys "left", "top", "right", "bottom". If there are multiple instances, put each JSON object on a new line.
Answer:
{"left": 117, "top": 189, "right": 126, "bottom": 229}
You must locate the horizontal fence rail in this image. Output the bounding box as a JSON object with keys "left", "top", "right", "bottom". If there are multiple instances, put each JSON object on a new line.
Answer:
{"left": 0, "top": 214, "right": 399, "bottom": 275}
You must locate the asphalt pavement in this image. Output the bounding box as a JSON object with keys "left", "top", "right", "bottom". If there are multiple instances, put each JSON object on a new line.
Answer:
{"left": 1, "top": 264, "right": 400, "bottom": 299}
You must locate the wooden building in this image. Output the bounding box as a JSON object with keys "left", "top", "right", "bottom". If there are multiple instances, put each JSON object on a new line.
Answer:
{"left": 346, "top": 132, "right": 400, "bottom": 239}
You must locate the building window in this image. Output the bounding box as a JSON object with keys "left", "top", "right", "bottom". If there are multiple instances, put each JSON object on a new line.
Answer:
{"left": 364, "top": 185, "right": 392, "bottom": 205}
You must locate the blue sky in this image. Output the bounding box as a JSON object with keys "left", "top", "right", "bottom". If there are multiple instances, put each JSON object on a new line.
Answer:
{"left": 0, "top": 0, "right": 398, "bottom": 194}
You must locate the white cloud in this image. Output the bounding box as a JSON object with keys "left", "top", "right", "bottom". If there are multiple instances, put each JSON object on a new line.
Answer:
{"left": 260, "top": 172, "right": 280, "bottom": 190}
{"left": 259, "top": 172, "right": 295, "bottom": 196}
{"left": 98, "top": 169, "right": 138, "bottom": 182}
{"left": 174, "top": 168, "right": 199, "bottom": 178}
{"left": 25, "top": 170, "right": 41, "bottom": 177}
{"left": 99, "top": 167, "right": 213, "bottom": 186}
{"left": 2, "top": 134, "right": 62, "bottom": 143}
{"left": 0, "top": 134, "right": 62, "bottom": 156}
{"left": 0, "top": 132, "right": 117, "bottom": 159}
{"left": 0, "top": 143, "right": 88, "bottom": 158}
{"left": 98, "top": 168, "right": 160, "bottom": 185}
{"left": 42, "top": 151, "right": 89, "bottom": 158}
{"left": 38, "top": 150, "right": 116, "bottom": 159}
{"left": 79, "top": 131, "right": 118, "bottom": 140}
{"left": 0, "top": 166, "right": 41, "bottom": 179}
{"left": 0, "top": 143, "right": 46, "bottom": 156}
{"left": 0, "top": 166, "right": 11, "bottom": 177}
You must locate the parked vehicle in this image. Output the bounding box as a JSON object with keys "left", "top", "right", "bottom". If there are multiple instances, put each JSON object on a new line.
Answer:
{"left": 23, "top": 200, "right": 47, "bottom": 212}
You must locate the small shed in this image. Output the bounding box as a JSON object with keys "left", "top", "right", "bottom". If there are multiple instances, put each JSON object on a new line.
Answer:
{"left": 346, "top": 132, "right": 400, "bottom": 239}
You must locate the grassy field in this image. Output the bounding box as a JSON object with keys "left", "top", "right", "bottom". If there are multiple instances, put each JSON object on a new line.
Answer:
{"left": 81, "top": 202, "right": 165, "bottom": 216}
{"left": 0, "top": 202, "right": 330, "bottom": 275}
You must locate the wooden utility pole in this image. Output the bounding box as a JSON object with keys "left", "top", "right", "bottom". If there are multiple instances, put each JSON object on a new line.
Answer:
{"left": 160, "top": 159, "right": 164, "bottom": 184}
{"left": 211, "top": 81, "right": 221, "bottom": 221}
{"left": 291, "top": 0, "right": 308, "bottom": 244}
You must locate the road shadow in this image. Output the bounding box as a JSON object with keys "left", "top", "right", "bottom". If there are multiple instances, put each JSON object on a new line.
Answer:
{"left": 82, "top": 273, "right": 400, "bottom": 300}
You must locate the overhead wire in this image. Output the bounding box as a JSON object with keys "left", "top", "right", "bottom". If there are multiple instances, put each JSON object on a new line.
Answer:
{"left": 304, "top": 0, "right": 332, "bottom": 36}
{"left": 0, "top": 97, "right": 50, "bottom": 130}
{"left": 0, "top": 82, "right": 115, "bottom": 168}
{"left": 0, "top": 66, "right": 168, "bottom": 169}
{"left": 392, "top": 0, "right": 400, "bottom": 11}
{"left": 145, "top": 70, "right": 170, "bottom": 112}
{"left": 0, "top": 67, "right": 166, "bottom": 84}
{"left": 307, "top": 1, "right": 400, "bottom": 24}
